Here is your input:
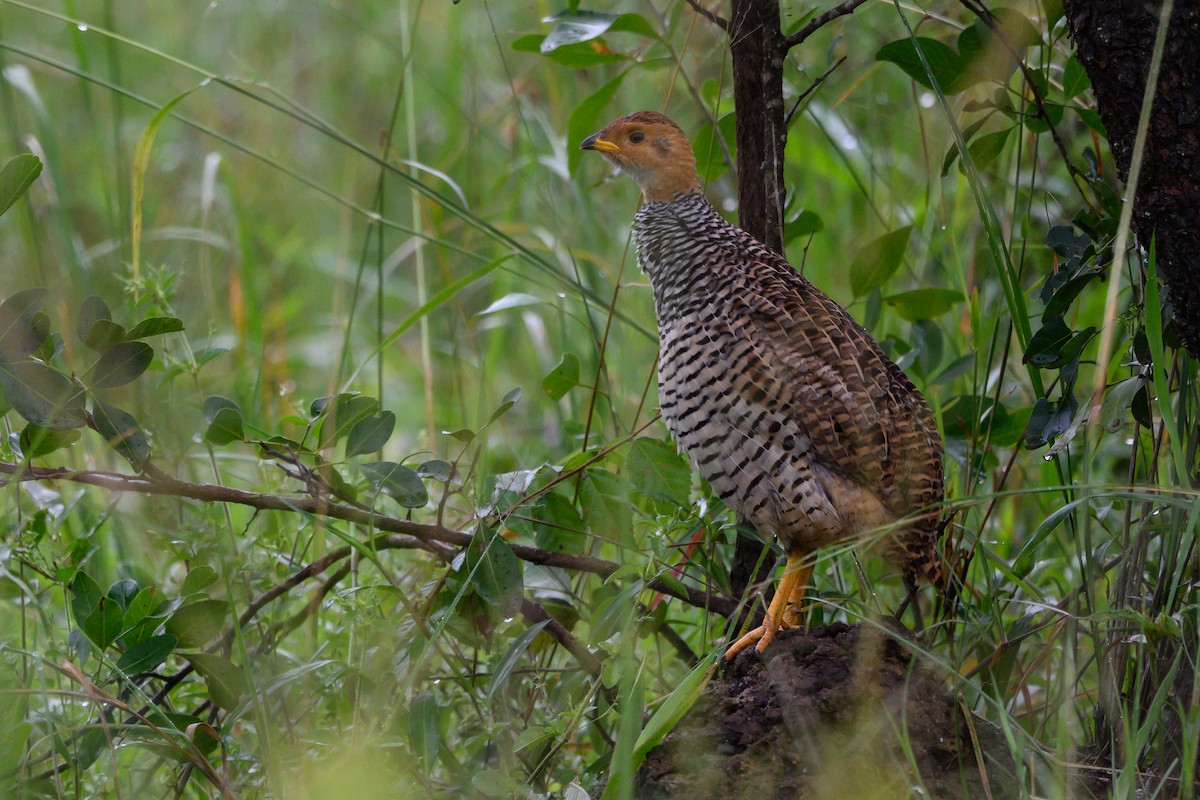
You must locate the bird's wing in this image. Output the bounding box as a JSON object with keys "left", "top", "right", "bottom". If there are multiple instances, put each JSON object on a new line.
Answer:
{"left": 727, "top": 254, "right": 942, "bottom": 520}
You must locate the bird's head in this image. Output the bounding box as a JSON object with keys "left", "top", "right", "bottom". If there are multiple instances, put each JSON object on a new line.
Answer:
{"left": 580, "top": 111, "right": 701, "bottom": 203}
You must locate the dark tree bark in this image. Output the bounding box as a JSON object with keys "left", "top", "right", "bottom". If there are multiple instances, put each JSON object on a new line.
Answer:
{"left": 1063, "top": 0, "right": 1200, "bottom": 358}
{"left": 729, "top": 0, "right": 789, "bottom": 254}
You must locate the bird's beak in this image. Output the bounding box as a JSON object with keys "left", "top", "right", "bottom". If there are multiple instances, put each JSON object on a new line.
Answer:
{"left": 580, "top": 131, "right": 621, "bottom": 154}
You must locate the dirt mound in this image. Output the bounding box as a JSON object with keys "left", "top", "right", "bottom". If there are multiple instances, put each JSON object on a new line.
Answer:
{"left": 635, "top": 623, "right": 1026, "bottom": 799}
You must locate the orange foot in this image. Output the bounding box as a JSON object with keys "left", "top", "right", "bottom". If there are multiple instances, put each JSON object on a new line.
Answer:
{"left": 724, "top": 554, "right": 813, "bottom": 659}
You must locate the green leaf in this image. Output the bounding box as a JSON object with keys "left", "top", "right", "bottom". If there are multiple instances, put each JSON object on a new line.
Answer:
{"left": 625, "top": 437, "right": 690, "bottom": 511}
{"left": 92, "top": 400, "right": 151, "bottom": 470}
{"left": 0, "top": 153, "right": 42, "bottom": 218}
{"left": 82, "top": 597, "right": 125, "bottom": 649}
{"left": 1023, "top": 101, "right": 1065, "bottom": 133}
{"left": 941, "top": 395, "right": 1011, "bottom": 441}
{"left": 581, "top": 469, "right": 632, "bottom": 544}
{"left": 417, "top": 459, "right": 455, "bottom": 483}
{"left": 122, "top": 587, "right": 166, "bottom": 634}
{"left": 317, "top": 394, "right": 378, "bottom": 449}
{"left": 783, "top": 210, "right": 823, "bottom": 243}
{"left": 1062, "top": 56, "right": 1089, "bottom": 101}
{"left": 0, "top": 288, "right": 50, "bottom": 362}
{"left": 540, "top": 10, "right": 657, "bottom": 52}
{"left": 116, "top": 634, "right": 177, "bottom": 673}
{"left": 69, "top": 571, "right": 104, "bottom": 624}
{"left": 569, "top": 71, "right": 628, "bottom": 177}
{"left": 849, "top": 226, "right": 912, "bottom": 297}
{"left": 1044, "top": 269, "right": 1102, "bottom": 320}
{"left": 345, "top": 411, "right": 395, "bottom": 458}
{"left": 1100, "top": 376, "right": 1146, "bottom": 433}
{"left": 966, "top": 128, "right": 1012, "bottom": 172}
{"left": 542, "top": 353, "right": 581, "bottom": 400}
{"left": 125, "top": 316, "right": 184, "bottom": 339}
{"left": 875, "top": 38, "right": 963, "bottom": 92}
{"left": 632, "top": 654, "right": 717, "bottom": 761}
{"left": 407, "top": 692, "right": 442, "bottom": 773}
{"left": 512, "top": 34, "right": 623, "bottom": 70}
{"left": 465, "top": 529, "right": 524, "bottom": 618}
{"left": 90, "top": 341, "right": 153, "bottom": 388}
{"left": 1022, "top": 317, "right": 1072, "bottom": 366}
{"left": 107, "top": 579, "right": 140, "bottom": 610}
{"left": 0, "top": 361, "right": 86, "bottom": 429}
{"left": 488, "top": 621, "right": 550, "bottom": 699}
{"left": 185, "top": 653, "right": 247, "bottom": 711}
{"left": 166, "top": 599, "right": 229, "bottom": 648}
{"left": 204, "top": 405, "right": 245, "bottom": 445}
{"left": 76, "top": 296, "right": 112, "bottom": 343}
{"left": 19, "top": 422, "right": 79, "bottom": 458}
{"left": 181, "top": 566, "right": 218, "bottom": 596}
{"left": 489, "top": 386, "right": 523, "bottom": 423}
{"left": 883, "top": 288, "right": 964, "bottom": 321}
{"left": 82, "top": 319, "right": 127, "bottom": 353}
{"left": 533, "top": 492, "right": 586, "bottom": 554}
{"left": 693, "top": 112, "right": 738, "bottom": 182}
{"left": 1024, "top": 394, "right": 1076, "bottom": 449}
{"left": 360, "top": 461, "right": 428, "bottom": 508}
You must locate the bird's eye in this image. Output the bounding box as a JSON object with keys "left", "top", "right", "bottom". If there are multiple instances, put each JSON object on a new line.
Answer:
{"left": 629, "top": 131, "right": 645, "bottom": 144}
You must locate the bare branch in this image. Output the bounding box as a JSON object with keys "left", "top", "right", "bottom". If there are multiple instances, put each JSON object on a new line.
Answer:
{"left": 685, "top": 0, "right": 729, "bottom": 30}
{"left": 0, "top": 461, "right": 737, "bottom": 617}
{"left": 782, "top": 0, "right": 870, "bottom": 50}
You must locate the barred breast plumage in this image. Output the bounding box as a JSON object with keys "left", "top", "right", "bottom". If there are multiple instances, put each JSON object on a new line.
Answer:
{"left": 581, "top": 110, "right": 943, "bottom": 658}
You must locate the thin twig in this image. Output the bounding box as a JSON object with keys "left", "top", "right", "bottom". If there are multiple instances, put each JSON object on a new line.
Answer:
{"left": 785, "top": 56, "right": 847, "bottom": 127}
{"left": 782, "top": 0, "right": 871, "bottom": 50}
{"left": 684, "top": 0, "right": 728, "bottom": 30}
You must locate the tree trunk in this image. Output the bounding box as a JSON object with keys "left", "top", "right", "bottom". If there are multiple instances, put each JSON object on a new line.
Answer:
{"left": 729, "top": 0, "right": 789, "bottom": 254}
{"left": 1062, "top": 0, "right": 1200, "bottom": 358}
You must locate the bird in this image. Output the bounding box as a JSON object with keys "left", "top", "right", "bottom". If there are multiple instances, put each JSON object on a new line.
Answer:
{"left": 580, "top": 111, "right": 944, "bottom": 659}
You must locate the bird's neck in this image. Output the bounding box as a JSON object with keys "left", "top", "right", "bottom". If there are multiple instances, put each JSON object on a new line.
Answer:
{"left": 632, "top": 191, "right": 735, "bottom": 301}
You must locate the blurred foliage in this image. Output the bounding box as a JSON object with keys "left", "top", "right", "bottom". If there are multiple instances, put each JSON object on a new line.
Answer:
{"left": 0, "top": 1, "right": 1196, "bottom": 797}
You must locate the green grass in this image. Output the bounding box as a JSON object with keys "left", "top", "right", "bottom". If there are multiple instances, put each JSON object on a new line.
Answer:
{"left": 0, "top": 0, "right": 1196, "bottom": 797}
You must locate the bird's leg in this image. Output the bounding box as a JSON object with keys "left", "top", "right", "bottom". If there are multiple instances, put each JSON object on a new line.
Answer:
{"left": 724, "top": 553, "right": 812, "bottom": 659}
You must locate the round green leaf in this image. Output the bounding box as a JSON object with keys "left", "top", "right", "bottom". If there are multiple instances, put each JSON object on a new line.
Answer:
{"left": 204, "top": 406, "right": 245, "bottom": 445}
{"left": 92, "top": 400, "right": 151, "bottom": 470}
{"left": 90, "top": 341, "right": 153, "bottom": 388}
{"left": 345, "top": 411, "right": 396, "bottom": 458}
{"left": 0, "top": 361, "right": 86, "bottom": 429}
